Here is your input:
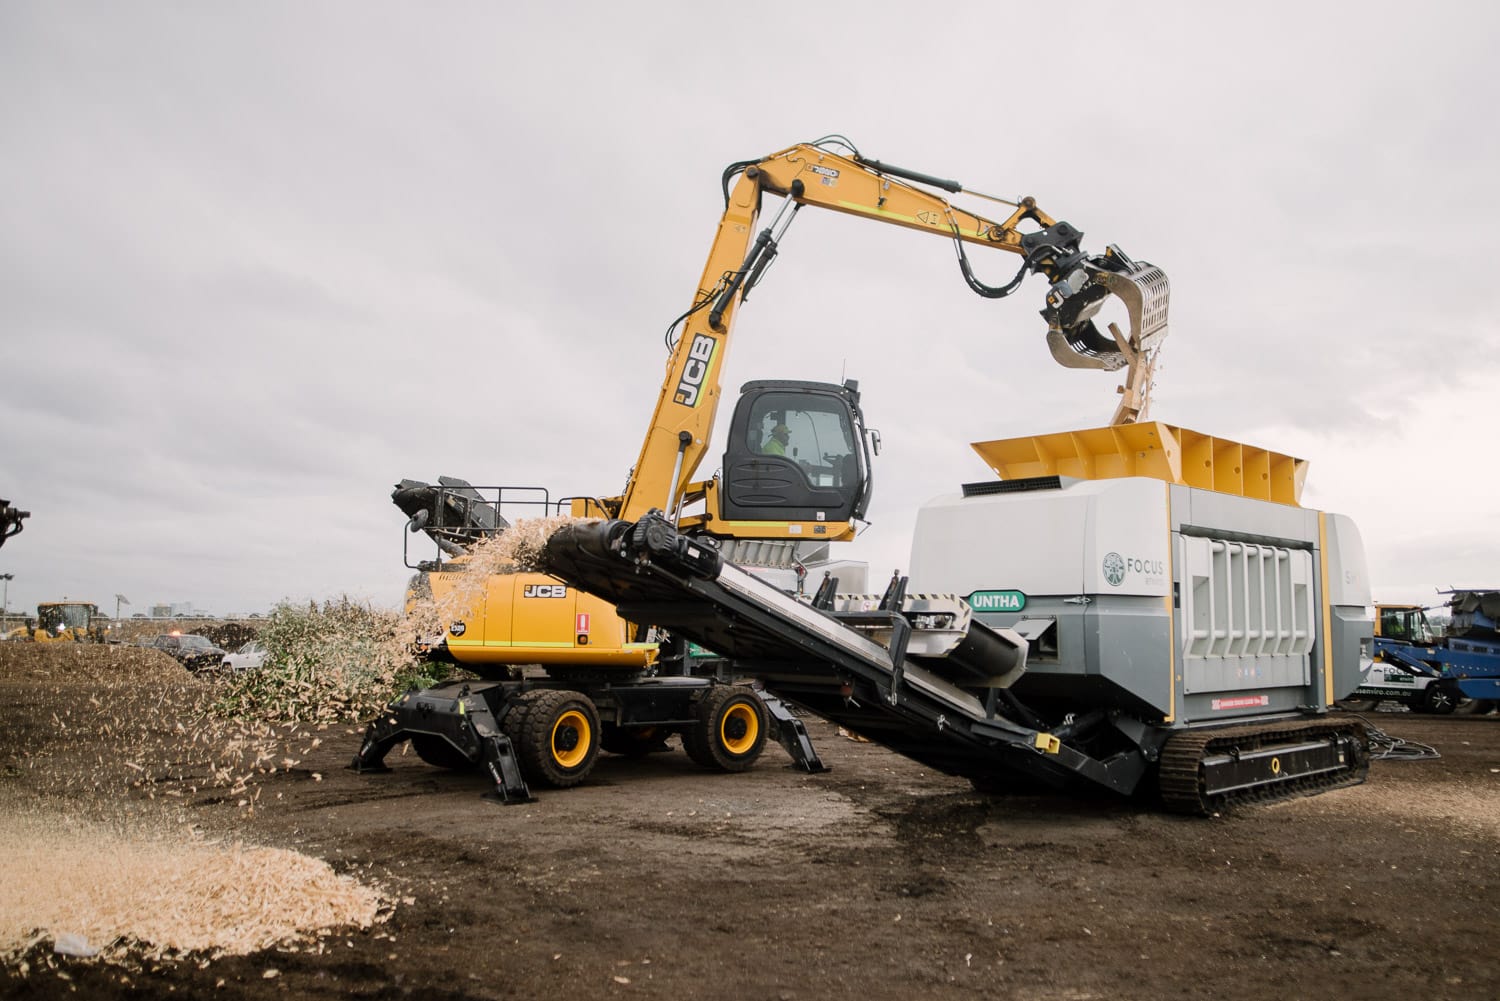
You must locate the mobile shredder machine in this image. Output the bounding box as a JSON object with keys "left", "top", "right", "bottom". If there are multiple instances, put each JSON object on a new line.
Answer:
{"left": 540, "top": 423, "right": 1375, "bottom": 814}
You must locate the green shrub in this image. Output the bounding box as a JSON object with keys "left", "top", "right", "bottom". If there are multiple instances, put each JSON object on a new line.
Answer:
{"left": 209, "top": 597, "right": 455, "bottom": 724}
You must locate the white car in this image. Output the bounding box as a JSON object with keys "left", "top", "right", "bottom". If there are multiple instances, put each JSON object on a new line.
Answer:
{"left": 221, "top": 640, "right": 268, "bottom": 673}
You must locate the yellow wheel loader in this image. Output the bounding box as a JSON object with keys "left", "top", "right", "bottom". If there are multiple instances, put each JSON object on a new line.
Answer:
{"left": 6, "top": 601, "right": 107, "bottom": 643}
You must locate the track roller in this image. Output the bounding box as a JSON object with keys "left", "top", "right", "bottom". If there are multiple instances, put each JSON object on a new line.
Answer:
{"left": 1157, "top": 718, "right": 1369, "bottom": 815}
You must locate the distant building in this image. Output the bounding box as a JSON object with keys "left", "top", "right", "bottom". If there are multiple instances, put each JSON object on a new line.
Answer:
{"left": 149, "top": 604, "right": 171, "bottom": 618}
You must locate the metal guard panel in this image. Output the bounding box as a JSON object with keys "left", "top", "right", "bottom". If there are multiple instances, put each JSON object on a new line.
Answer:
{"left": 444, "top": 641, "right": 657, "bottom": 670}
{"left": 676, "top": 514, "right": 857, "bottom": 542}
{"left": 970, "top": 423, "right": 1307, "bottom": 506}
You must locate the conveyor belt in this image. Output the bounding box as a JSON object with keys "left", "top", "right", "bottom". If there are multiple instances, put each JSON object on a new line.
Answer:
{"left": 542, "top": 515, "right": 1151, "bottom": 797}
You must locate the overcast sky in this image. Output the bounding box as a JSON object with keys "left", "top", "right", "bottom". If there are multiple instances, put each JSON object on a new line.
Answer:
{"left": 2, "top": 1, "right": 1496, "bottom": 617}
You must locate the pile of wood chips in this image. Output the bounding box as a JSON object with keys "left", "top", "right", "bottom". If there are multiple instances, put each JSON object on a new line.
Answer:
{"left": 0, "top": 811, "right": 386, "bottom": 960}
{"left": 0, "top": 643, "right": 200, "bottom": 687}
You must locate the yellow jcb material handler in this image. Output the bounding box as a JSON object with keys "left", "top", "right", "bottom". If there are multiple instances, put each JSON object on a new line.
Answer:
{"left": 352, "top": 137, "right": 1170, "bottom": 801}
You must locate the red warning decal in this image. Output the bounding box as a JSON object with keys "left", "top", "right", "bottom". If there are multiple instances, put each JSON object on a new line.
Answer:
{"left": 1211, "top": 695, "right": 1270, "bottom": 711}
{"left": 576, "top": 613, "right": 591, "bottom": 634}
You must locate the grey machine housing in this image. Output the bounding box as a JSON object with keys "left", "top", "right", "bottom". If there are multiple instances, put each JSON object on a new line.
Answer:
{"left": 909, "top": 474, "right": 1373, "bottom": 730}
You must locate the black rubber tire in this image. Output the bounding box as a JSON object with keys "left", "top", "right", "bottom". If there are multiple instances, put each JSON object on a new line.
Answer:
{"left": 507, "top": 689, "right": 601, "bottom": 788}
{"left": 684, "top": 685, "right": 768, "bottom": 772}
{"left": 601, "top": 724, "right": 666, "bottom": 757}
{"left": 1419, "top": 681, "right": 1461, "bottom": 715}
{"left": 1452, "top": 697, "right": 1493, "bottom": 716}
{"left": 410, "top": 734, "right": 477, "bottom": 771}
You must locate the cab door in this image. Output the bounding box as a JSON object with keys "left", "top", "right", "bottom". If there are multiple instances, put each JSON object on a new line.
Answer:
{"left": 721, "top": 380, "right": 873, "bottom": 524}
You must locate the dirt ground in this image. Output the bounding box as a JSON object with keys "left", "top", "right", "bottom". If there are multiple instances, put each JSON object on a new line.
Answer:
{"left": 1, "top": 645, "right": 1497, "bottom": 1001}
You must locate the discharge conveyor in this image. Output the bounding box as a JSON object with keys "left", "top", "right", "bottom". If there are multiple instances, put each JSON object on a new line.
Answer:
{"left": 542, "top": 512, "right": 1123, "bottom": 792}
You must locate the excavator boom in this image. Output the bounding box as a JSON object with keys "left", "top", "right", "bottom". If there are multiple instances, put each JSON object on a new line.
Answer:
{"left": 616, "top": 140, "right": 1170, "bottom": 523}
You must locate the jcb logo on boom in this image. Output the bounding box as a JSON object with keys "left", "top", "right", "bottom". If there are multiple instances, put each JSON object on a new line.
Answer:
{"left": 523, "top": 585, "right": 568, "bottom": 599}
{"left": 673, "top": 334, "right": 717, "bottom": 407}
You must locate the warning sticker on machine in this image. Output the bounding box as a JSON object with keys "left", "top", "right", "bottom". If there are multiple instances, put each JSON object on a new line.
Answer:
{"left": 1212, "top": 695, "right": 1270, "bottom": 711}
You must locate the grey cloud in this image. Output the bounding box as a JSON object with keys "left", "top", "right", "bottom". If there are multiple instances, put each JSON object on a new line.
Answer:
{"left": 2, "top": 2, "right": 1496, "bottom": 615}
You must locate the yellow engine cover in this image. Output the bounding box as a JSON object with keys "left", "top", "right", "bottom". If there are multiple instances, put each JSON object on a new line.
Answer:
{"left": 33, "top": 627, "right": 85, "bottom": 643}
{"left": 429, "top": 570, "right": 658, "bottom": 670}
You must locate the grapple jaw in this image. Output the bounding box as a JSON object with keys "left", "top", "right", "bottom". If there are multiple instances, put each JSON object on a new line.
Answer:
{"left": 0, "top": 499, "right": 28, "bottom": 549}
{"left": 1042, "top": 247, "right": 1170, "bottom": 372}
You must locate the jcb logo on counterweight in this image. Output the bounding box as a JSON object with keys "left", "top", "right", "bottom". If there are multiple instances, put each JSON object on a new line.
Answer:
{"left": 673, "top": 334, "right": 718, "bottom": 407}
{"left": 523, "top": 585, "right": 568, "bottom": 599}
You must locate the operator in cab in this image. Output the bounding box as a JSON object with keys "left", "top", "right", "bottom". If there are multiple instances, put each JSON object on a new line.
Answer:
{"left": 762, "top": 423, "right": 791, "bottom": 456}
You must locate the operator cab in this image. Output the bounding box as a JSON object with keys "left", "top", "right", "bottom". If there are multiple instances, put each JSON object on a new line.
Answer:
{"left": 720, "top": 379, "right": 875, "bottom": 525}
{"left": 1377, "top": 604, "right": 1436, "bottom": 645}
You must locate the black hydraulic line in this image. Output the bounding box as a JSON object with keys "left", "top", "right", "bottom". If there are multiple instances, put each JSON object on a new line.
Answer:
{"left": 1346, "top": 714, "right": 1442, "bottom": 761}
{"left": 707, "top": 233, "right": 766, "bottom": 331}
{"left": 954, "top": 243, "right": 1032, "bottom": 300}
{"left": 708, "top": 188, "right": 803, "bottom": 330}
{"left": 854, "top": 156, "right": 963, "bottom": 194}
{"left": 740, "top": 243, "right": 779, "bottom": 302}
{"left": 662, "top": 287, "right": 717, "bottom": 351}
{"left": 998, "top": 688, "right": 1050, "bottom": 732}
{"left": 806, "top": 134, "right": 861, "bottom": 158}
{"left": 721, "top": 159, "right": 757, "bottom": 207}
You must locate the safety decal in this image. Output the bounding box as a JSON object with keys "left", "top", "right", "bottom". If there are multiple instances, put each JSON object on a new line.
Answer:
{"left": 1210, "top": 695, "right": 1270, "bottom": 711}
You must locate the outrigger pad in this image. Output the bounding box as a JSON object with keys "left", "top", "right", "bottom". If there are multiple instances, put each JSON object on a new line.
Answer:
{"left": 757, "top": 688, "right": 828, "bottom": 773}
{"left": 349, "top": 687, "right": 535, "bottom": 804}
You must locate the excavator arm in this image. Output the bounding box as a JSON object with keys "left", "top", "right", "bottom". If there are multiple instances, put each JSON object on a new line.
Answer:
{"left": 612, "top": 140, "right": 1170, "bottom": 524}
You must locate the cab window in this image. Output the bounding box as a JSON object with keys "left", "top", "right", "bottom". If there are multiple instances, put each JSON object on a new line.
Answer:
{"left": 746, "top": 393, "right": 858, "bottom": 485}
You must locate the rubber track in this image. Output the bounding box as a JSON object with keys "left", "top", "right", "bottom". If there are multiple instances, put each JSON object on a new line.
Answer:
{"left": 1157, "top": 718, "right": 1370, "bottom": 815}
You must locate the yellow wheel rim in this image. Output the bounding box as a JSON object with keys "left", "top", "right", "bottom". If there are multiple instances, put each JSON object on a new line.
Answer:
{"left": 720, "top": 702, "right": 759, "bottom": 756}
{"left": 551, "top": 709, "right": 592, "bottom": 769}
